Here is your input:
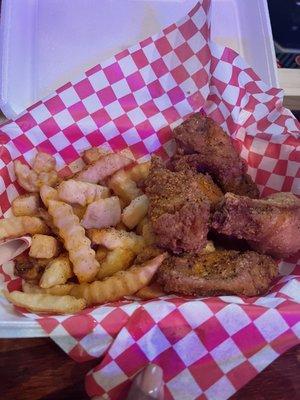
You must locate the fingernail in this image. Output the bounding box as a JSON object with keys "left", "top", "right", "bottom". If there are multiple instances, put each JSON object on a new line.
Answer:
{"left": 135, "top": 364, "right": 163, "bottom": 398}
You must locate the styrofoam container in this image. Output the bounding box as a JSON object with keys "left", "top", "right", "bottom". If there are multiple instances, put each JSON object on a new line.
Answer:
{"left": 0, "top": 0, "right": 278, "bottom": 119}
{"left": 0, "top": 0, "right": 277, "bottom": 337}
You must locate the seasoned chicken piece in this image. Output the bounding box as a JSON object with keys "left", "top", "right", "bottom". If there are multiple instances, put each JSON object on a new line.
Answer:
{"left": 195, "top": 173, "right": 223, "bottom": 208}
{"left": 212, "top": 192, "right": 300, "bottom": 258}
{"left": 157, "top": 249, "right": 278, "bottom": 297}
{"left": 145, "top": 157, "right": 210, "bottom": 254}
{"left": 168, "top": 156, "right": 223, "bottom": 208}
{"left": 172, "top": 113, "right": 259, "bottom": 198}
{"left": 134, "top": 241, "right": 215, "bottom": 265}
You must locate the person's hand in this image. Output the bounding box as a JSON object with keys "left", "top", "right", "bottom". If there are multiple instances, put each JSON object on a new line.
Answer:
{"left": 126, "top": 364, "right": 163, "bottom": 400}
{"left": 92, "top": 364, "right": 163, "bottom": 400}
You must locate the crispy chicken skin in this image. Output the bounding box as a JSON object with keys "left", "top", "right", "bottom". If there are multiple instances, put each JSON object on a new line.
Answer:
{"left": 157, "top": 249, "right": 278, "bottom": 297}
{"left": 145, "top": 157, "right": 210, "bottom": 254}
{"left": 194, "top": 173, "right": 223, "bottom": 208}
{"left": 172, "top": 113, "right": 259, "bottom": 198}
{"left": 212, "top": 192, "right": 300, "bottom": 258}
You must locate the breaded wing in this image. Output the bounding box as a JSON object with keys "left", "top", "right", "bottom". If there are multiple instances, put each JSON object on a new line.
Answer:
{"left": 172, "top": 113, "right": 259, "bottom": 198}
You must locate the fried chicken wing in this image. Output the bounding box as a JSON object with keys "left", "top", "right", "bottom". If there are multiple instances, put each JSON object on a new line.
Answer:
{"left": 157, "top": 249, "right": 278, "bottom": 297}
{"left": 172, "top": 113, "right": 259, "bottom": 198}
{"left": 212, "top": 192, "right": 300, "bottom": 258}
{"left": 194, "top": 172, "right": 223, "bottom": 207}
{"left": 145, "top": 157, "right": 210, "bottom": 254}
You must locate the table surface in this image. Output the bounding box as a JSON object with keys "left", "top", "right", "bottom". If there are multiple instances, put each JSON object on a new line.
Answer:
{"left": 0, "top": 338, "right": 299, "bottom": 400}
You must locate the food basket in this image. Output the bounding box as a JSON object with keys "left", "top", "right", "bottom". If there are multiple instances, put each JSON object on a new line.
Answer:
{"left": 0, "top": 1, "right": 299, "bottom": 399}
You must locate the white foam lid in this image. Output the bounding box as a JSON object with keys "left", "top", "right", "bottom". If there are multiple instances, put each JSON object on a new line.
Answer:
{"left": 0, "top": 0, "right": 278, "bottom": 119}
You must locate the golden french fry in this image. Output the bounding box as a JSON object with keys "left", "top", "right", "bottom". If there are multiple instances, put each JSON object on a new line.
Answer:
{"left": 58, "top": 179, "right": 109, "bottom": 206}
{"left": 67, "top": 158, "right": 86, "bottom": 175}
{"left": 14, "top": 160, "right": 58, "bottom": 193}
{"left": 32, "top": 152, "right": 56, "bottom": 173}
{"left": 37, "top": 170, "right": 58, "bottom": 187}
{"left": 127, "top": 162, "right": 150, "bottom": 183}
{"left": 37, "top": 208, "right": 59, "bottom": 235}
{"left": 97, "top": 248, "right": 135, "bottom": 279}
{"left": 48, "top": 200, "right": 99, "bottom": 283}
{"left": 116, "top": 221, "right": 128, "bottom": 231}
{"left": 88, "top": 228, "right": 145, "bottom": 254}
{"left": 40, "top": 254, "right": 73, "bottom": 288}
{"left": 72, "top": 205, "right": 86, "bottom": 220}
{"left": 136, "top": 282, "right": 165, "bottom": 300}
{"left": 82, "top": 147, "right": 101, "bottom": 164}
{"left": 76, "top": 153, "right": 133, "bottom": 184}
{"left": 136, "top": 217, "right": 148, "bottom": 235}
{"left": 109, "top": 169, "right": 142, "bottom": 204}
{"left": 81, "top": 197, "right": 121, "bottom": 229}
{"left": 70, "top": 254, "right": 166, "bottom": 305}
{"left": 0, "top": 216, "right": 49, "bottom": 240}
{"left": 22, "top": 281, "right": 74, "bottom": 296}
{"left": 12, "top": 194, "right": 40, "bottom": 217}
{"left": 40, "top": 185, "right": 59, "bottom": 207}
{"left": 82, "top": 147, "right": 108, "bottom": 164}
{"left": 29, "top": 234, "right": 60, "bottom": 259}
{"left": 14, "top": 160, "right": 39, "bottom": 192}
{"left": 95, "top": 247, "right": 109, "bottom": 263}
{"left": 4, "top": 290, "right": 86, "bottom": 314}
{"left": 122, "top": 194, "right": 149, "bottom": 229}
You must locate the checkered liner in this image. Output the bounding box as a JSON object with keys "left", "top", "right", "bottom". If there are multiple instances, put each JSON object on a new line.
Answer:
{"left": 0, "top": 1, "right": 299, "bottom": 399}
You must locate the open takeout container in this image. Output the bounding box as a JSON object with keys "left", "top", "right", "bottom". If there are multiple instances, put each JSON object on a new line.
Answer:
{"left": 0, "top": 0, "right": 278, "bottom": 119}
{"left": 0, "top": 0, "right": 299, "bottom": 399}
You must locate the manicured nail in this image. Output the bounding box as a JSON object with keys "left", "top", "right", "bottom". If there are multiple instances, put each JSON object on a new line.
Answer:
{"left": 135, "top": 364, "right": 163, "bottom": 398}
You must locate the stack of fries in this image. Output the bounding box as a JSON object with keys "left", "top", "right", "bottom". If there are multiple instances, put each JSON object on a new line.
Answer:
{"left": 1, "top": 149, "right": 166, "bottom": 314}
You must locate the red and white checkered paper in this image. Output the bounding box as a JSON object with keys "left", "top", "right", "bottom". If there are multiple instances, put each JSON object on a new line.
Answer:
{"left": 1, "top": 1, "right": 300, "bottom": 399}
